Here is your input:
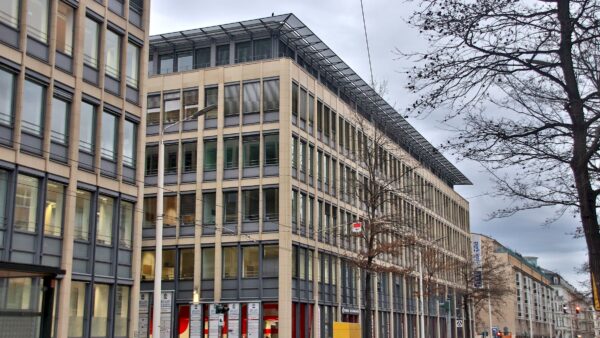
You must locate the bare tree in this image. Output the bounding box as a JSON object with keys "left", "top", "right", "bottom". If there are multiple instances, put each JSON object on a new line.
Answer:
{"left": 405, "top": 0, "right": 600, "bottom": 299}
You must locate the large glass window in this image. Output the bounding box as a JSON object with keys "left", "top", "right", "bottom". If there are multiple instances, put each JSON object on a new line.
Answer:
{"left": 143, "top": 197, "right": 156, "bottom": 228}
{"left": 202, "top": 192, "right": 216, "bottom": 225}
{"left": 182, "top": 141, "right": 197, "bottom": 173}
{"left": 123, "top": 120, "right": 137, "bottom": 167}
{"left": 263, "top": 79, "right": 279, "bottom": 113}
{"left": 204, "top": 87, "right": 218, "bottom": 119}
{"left": 0, "top": 0, "right": 19, "bottom": 29}
{"left": 180, "top": 248, "right": 194, "bottom": 280}
{"left": 264, "top": 134, "right": 278, "bottom": 166}
{"left": 308, "top": 94, "right": 315, "bottom": 127}
{"left": 164, "top": 143, "right": 178, "bottom": 174}
{"left": 263, "top": 245, "right": 278, "bottom": 277}
{"left": 222, "top": 246, "right": 238, "bottom": 279}
{"left": 299, "top": 88, "right": 307, "bottom": 121}
{"left": 195, "top": 47, "right": 210, "bottom": 68}
{"left": 162, "top": 249, "right": 175, "bottom": 280}
{"left": 105, "top": 30, "right": 121, "bottom": 78}
{"left": 56, "top": 2, "right": 74, "bottom": 56}
{"left": 253, "top": 38, "right": 272, "bottom": 60}
{"left": 235, "top": 41, "right": 252, "bottom": 63}
{"left": 74, "top": 190, "right": 91, "bottom": 241}
{"left": 177, "top": 52, "right": 193, "bottom": 72}
{"left": 264, "top": 188, "right": 278, "bottom": 221}
{"left": 101, "top": 112, "right": 117, "bottom": 160}
{"left": 164, "top": 195, "right": 177, "bottom": 227}
{"left": 242, "top": 190, "right": 259, "bottom": 222}
{"left": 183, "top": 89, "right": 199, "bottom": 119}
{"left": 242, "top": 82, "right": 260, "bottom": 114}
{"left": 22, "top": 79, "right": 45, "bottom": 136}
{"left": 119, "top": 201, "right": 133, "bottom": 249}
{"left": 224, "top": 137, "right": 239, "bottom": 169}
{"left": 141, "top": 251, "right": 155, "bottom": 280}
{"left": 291, "top": 83, "right": 298, "bottom": 118}
{"left": 79, "top": 101, "right": 96, "bottom": 153}
{"left": 243, "top": 136, "right": 259, "bottom": 168}
{"left": 126, "top": 43, "right": 140, "bottom": 88}
{"left": 50, "top": 97, "right": 69, "bottom": 144}
{"left": 0, "top": 170, "right": 8, "bottom": 229}
{"left": 216, "top": 45, "right": 229, "bottom": 66}
{"left": 180, "top": 193, "right": 196, "bottom": 226}
{"left": 68, "top": 282, "right": 87, "bottom": 337}
{"left": 146, "top": 94, "right": 160, "bottom": 126}
{"left": 14, "top": 175, "right": 38, "bottom": 233}
{"left": 145, "top": 145, "right": 158, "bottom": 175}
{"left": 203, "top": 139, "right": 217, "bottom": 171}
{"left": 201, "top": 247, "right": 215, "bottom": 279}
{"left": 0, "top": 69, "right": 15, "bottom": 127}
{"left": 27, "top": 0, "right": 49, "bottom": 43}
{"left": 223, "top": 191, "right": 237, "bottom": 224}
{"left": 163, "top": 92, "right": 180, "bottom": 124}
{"left": 91, "top": 284, "right": 110, "bottom": 337}
{"left": 224, "top": 84, "right": 240, "bottom": 116}
{"left": 83, "top": 18, "right": 100, "bottom": 68}
{"left": 114, "top": 286, "right": 130, "bottom": 337}
{"left": 159, "top": 55, "right": 173, "bottom": 74}
{"left": 97, "top": 195, "right": 114, "bottom": 246}
{"left": 242, "top": 246, "right": 259, "bottom": 278}
{"left": 44, "top": 182, "right": 64, "bottom": 237}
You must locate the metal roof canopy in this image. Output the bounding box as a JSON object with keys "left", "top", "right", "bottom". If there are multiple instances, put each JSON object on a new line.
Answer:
{"left": 149, "top": 14, "right": 471, "bottom": 186}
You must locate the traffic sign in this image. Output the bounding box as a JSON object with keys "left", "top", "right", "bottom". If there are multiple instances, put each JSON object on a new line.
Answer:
{"left": 456, "top": 319, "right": 463, "bottom": 328}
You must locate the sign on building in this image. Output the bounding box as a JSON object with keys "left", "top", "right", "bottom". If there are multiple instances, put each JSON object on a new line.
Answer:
{"left": 247, "top": 303, "right": 260, "bottom": 338}
{"left": 471, "top": 234, "right": 483, "bottom": 289}
{"left": 190, "top": 303, "right": 202, "bottom": 338}
{"left": 228, "top": 303, "right": 241, "bottom": 338}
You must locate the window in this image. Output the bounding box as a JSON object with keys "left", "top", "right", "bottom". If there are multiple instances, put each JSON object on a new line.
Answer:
{"left": 27, "top": 0, "right": 49, "bottom": 43}
{"left": 164, "top": 195, "right": 177, "bottom": 226}
{"left": 243, "top": 136, "right": 259, "bottom": 167}
{"left": 126, "top": 43, "right": 140, "bottom": 88}
{"left": 44, "top": 182, "right": 64, "bottom": 237}
{"left": 242, "top": 190, "right": 259, "bottom": 222}
{"left": 163, "top": 92, "right": 180, "bottom": 124}
{"left": 0, "top": 69, "right": 15, "bottom": 126}
{"left": 254, "top": 38, "right": 272, "bottom": 60}
{"left": 308, "top": 94, "right": 315, "bottom": 127}
{"left": 323, "top": 106, "right": 330, "bottom": 137}
{"left": 202, "top": 247, "right": 215, "bottom": 279}
{"left": 123, "top": 120, "right": 137, "bottom": 167}
{"left": 0, "top": 170, "right": 8, "bottom": 228}
{"left": 263, "top": 79, "right": 279, "bottom": 112}
{"left": 203, "top": 139, "right": 217, "bottom": 171}
{"left": 182, "top": 141, "right": 197, "bottom": 173}
{"left": 264, "top": 134, "right": 278, "bottom": 166}
{"left": 242, "top": 246, "right": 259, "bottom": 278}
{"left": 264, "top": 188, "right": 278, "bottom": 221}
{"left": 202, "top": 192, "right": 216, "bottom": 225}
{"left": 97, "top": 195, "right": 114, "bottom": 245}
{"left": 299, "top": 88, "right": 308, "bottom": 123}
{"left": 141, "top": 251, "right": 155, "bottom": 280}
{"left": 0, "top": 0, "right": 19, "bottom": 29}
{"left": 105, "top": 30, "right": 121, "bottom": 78}
{"left": 291, "top": 191, "right": 297, "bottom": 225}
{"left": 68, "top": 282, "right": 86, "bottom": 337}
{"left": 162, "top": 249, "right": 175, "bottom": 280}
{"left": 222, "top": 246, "right": 238, "bottom": 279}
{"left": 195, "top": 47, "right": 210, "bottom": 68}
{"left": 50, "top": 97, "right": 69, "bottom": 144}
{"left": 242, "top": 82, "right": 260, "bottom": 114}
{"left": 180, "top": 248, "right": 194, "bottom": 280}
{"left": 119, "top": 201, "right": 133, "bottom": 249}
{"left": 298, "top": 248, "right": 306, "bottom": 279}
{"left": 291, "top": 137, "right": 297, "bottom": 170}
{"left": 224, "top": 137, "right": 239, "bottom": 169}
{"left": 145, "top": 145, "right": 158, "bottom": 175}
{"left": 224, "top": 84, "right": 240, "bottom": 116}
{"left": 291, "top": 83, "right": 298, "bottom": 117}
{"left": 299, "top": 193, "right": 306, "bottom": 227}
{"left": 79, "top": 101, "right": 96, "bottom": 154}
{"left": 74, "top": 190, "right": 91, "bottom": 241}
{"left": 235, "top": 41, "right": 252, "bottom": 63}
{"left": 83, "top": 18, "right": 100, "bottom": 68}
{"left": 299, "top": 141, "right": 306, "bottom": 173}
{"left": 114, "top": 286, "right": 130, "bottom": 337}
{"left": 101, "top": 112, "right": 117, "bottom": 160}
{"left": 164, "top": 143, "right": 178, "bottom": 174}
{"left": 216, "top": 45, "right": 229, "bottom": 66}
{"left": 317, "top": 101, "right": 322, "bottom": 132}
{"left": 159, "top": 55, "right": 173, "bottom": 74}
{"left": 56, "top": 2, "right": 74, "bottom": 56}
{"left": 14, "top": 175, "right": 38, "bottom": 233}
{"left": 183, "top": 89, "right": 198, "bottom": 119}
{"left": 223, "top": 191, "right": 237, "bottom": 223}
{"left": 204, "top": 87, "right": 218, "bottom": 119}
{"left": 263, "top": 245, "right": 278, "bottom": 277}
{"left": 146, "top": 94, "right": 160, "bottom": 126}
{"left": 180, "top": 193, "right": 195, "bottom": 226}
{"left": 308, "top": 145, "right": 314, "bottom": 176}
{"left": 91, "top": 284, "right": 110, "bottom": 337}
{"left": 177, "top": 52, "right": 193, "bottom": 71}
{"left": 22, "top": 79, "right": 45, "bottom": 136}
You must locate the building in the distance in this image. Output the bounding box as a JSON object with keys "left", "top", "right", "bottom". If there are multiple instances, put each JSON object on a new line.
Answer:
{"left": 0, "top": 0, "right": 149, "bottom": 337}
{"left": 140, "top": 14, "right": 472, "bottom": 338}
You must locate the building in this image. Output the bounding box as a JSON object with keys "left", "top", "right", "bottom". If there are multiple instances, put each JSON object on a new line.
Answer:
{"left": 0, "top": 0, "right": 149, "bottom": 337}
{"left": 474, "top": 235, "right": 555, "bottom": 338}
{"left": 140, "top": 14, "right": 472, "bottom": 338}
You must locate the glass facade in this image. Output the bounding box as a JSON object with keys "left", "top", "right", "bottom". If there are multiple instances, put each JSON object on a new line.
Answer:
{"left": 44, "top": 182, "right": 64, "bottom": 237}
{"left": 27, "top": 0, "right": 49, "bottom": 43}
{"left": 83, "top": 17, "right": 100, "bottom": 68}
{"left": 22, "top": 80, "right": 45, "bottom": 136}
{"left": 50, "top": 97, "right": 69, "bottom": 144}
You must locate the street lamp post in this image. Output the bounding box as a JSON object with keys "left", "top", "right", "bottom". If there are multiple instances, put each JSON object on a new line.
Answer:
{"left": 152, "top": 106, "right": 214, "bottom": 338}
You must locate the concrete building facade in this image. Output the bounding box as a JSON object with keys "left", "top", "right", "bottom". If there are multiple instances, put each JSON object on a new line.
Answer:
{"left": 140, "top": 14, "right": 472, "bottom": 338}
{"left": 0, "top": 0, "right": 149, "bottom": 337}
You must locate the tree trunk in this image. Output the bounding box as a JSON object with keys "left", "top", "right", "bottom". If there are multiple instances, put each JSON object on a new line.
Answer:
{"left": 365, "top": 270, "right": 373, "bottom": 338}
{"left": 556, "top": 0, "right": 600, "bottom": 299}
{"left": 463, "top": 295, "right": 471, "bottom": 338}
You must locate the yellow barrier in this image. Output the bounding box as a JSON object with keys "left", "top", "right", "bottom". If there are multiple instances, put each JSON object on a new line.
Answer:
{"left": 333, "top": 322, "right": 361, "bottom": 338}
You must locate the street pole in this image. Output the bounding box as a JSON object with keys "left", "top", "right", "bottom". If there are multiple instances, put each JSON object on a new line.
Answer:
{"left": 419, "top": 250, "right": 425, "bottom": 338}
{"left": 152, "top": 136, "right": 165, "bottom": 338}
{"left": 487, "top": 284, "right": 493, "bottom": 338}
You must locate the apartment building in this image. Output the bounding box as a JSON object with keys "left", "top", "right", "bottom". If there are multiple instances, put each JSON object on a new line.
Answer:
{"left": 140, "top": 14, "right": 471, "bottom": 338}
{"left": 0, "top": 0, "right": 149, "bottom": 338}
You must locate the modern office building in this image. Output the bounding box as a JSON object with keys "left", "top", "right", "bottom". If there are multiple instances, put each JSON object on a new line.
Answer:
{"left": 140, "top": 14, "right": 472, "bottom": 338}
{"left": 0, "top": 0, "right": 149, "bottom": 337}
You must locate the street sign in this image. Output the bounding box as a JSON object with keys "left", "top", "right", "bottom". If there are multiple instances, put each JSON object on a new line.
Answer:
{"left": 456, "top": 320, "right": 463, "bottom": 328}
{"left": 351, "top": 221, "right": 362, "bottom": 233}
{"left": 471, "top": 234, "right": 483, "bottom": 289}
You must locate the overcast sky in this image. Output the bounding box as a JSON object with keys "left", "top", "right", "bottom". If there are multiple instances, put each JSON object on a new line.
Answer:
{"left": 150, "top": 0, "right": 588, "bottom": 287}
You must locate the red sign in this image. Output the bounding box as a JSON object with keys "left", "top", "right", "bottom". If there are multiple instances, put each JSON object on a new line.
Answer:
{"left": 351, "top": 222, "right": 362, "bottom": 233}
